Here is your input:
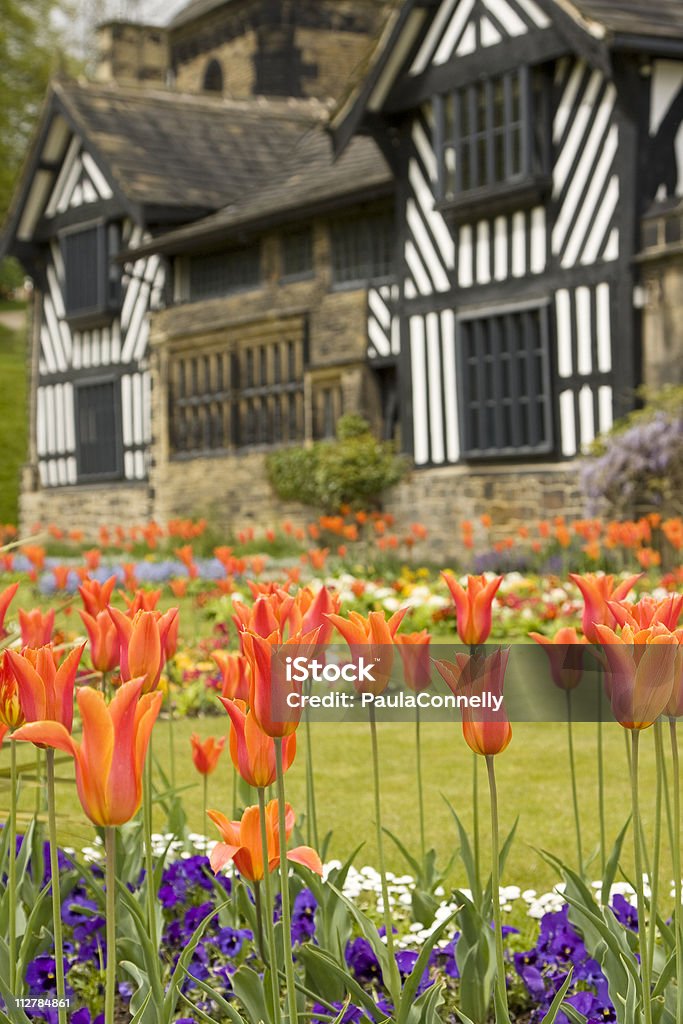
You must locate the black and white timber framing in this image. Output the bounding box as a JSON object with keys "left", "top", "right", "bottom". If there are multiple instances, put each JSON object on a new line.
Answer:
{"left": 346, "top": 0, "right": 683, "bottom": 468}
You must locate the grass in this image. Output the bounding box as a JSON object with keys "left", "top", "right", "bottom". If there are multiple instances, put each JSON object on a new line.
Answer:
{"left": 0, "top": 314, "right": 27, "bottom": 524}
{"left": 5, "top": 714, "right": 672, "bottom": 895}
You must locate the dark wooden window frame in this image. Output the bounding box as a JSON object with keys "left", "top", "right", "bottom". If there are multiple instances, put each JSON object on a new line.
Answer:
{"left": 330, "top": 210, "right": 396, "bottom": 290}
{"left": 281, "top": 226, "right": 315, "bottom": 282}
{"left": 434, "top": 65, "right": 551, "bottom": 222}
{"left": 74, "top": 375, "right": 124, "bottom": 483}
{"left": 456, "top": 299, "right": 555, "bottom": 460}
{"left": 187, "top": 244, "right": 262, "bottom": 302}
{"left": 60, "top": 220, "right": 121, "bottom": 327}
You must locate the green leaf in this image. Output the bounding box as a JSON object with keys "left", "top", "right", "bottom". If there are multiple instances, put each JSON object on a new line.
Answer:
{"left": 539, "top": 970, "right": 573, "bottom": 1023}
{"left": 444, "top": 798, "right": 481, "bottom": 904}
{"left": 602, "top": 818, "right": 631, "bottom": 905}
{"left": 129, "top": 990, "right": 153, "bottom": 1024}
{"left": 397, "top": 912, "right": 457, "bottom": 1024}
{"left": 560, "top": 1006, "right": 589, "bottom": 1024}
{"left": 296, "top": 945, "right": 386, "bottom": 1022}
{"left": 409, "top": 979, "right": 446, "bottom": 1024}
{"left": 383, "top": 826, "right": 422, "bottom": 878}
{"left": 181, "top": 967, "right": 246, "bottom": 1024}
{"left": 325, "top": 881, "right": 394, "bottom": 997}
{"left": 231, "top": 964, "right": 273, "bottom": 1024}
{"left": 163, "top": 899, "right": 231, "bottom": 1022}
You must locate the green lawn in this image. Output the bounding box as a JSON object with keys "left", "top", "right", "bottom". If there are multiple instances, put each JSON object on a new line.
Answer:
{"left": 0, "top": 313, "right": 27, "bottom": 524}
{"left": 7, "top": 714, "right": 670, "bottom": 895}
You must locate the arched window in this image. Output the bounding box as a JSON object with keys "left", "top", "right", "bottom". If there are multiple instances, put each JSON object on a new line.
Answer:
{"left": 203, "top": 59, "right": 223, "bottom": 93}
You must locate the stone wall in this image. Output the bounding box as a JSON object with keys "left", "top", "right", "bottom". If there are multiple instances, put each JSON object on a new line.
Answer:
{"left": 170, "top": 0, "right": 387, "bottom": 100}
{"left": 639, "top": 252, "right": 683, "bottom": 390}
{"left": 19, "top": 470, "right": 152, "bottom": 535}
{"left": 384, "top": 462, "right": 584, "bottom": 563}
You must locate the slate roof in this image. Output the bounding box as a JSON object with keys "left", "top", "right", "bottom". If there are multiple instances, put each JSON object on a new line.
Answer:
{"left": 124, "top": 126, "right": 392, "bottom": 256}
{"left": 569, "top": 0, "right": 683, "bottom": 38}
{"left": 55, "top": 79, "right": 328, "bottom": 214}
{"left": 169, "top": 0, "right": 234, "bottom": 28}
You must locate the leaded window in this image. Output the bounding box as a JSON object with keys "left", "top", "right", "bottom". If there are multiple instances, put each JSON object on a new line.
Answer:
{"left": 62, "top": 223, "right": 121, "bottom": 318}
{"left": 282, "top": 227, "right": 314, "bottom": 280}
{"left": 169, "top": 334, "right": 306, "bottom": 455}
{"left": 457, "top": 303, "right": 553, "bottom": 458}
{"left": 75, "top": 380, "right": 121, "bottom": 479}
{"left": 434, "top": 67, "right": 550, "bottom": 205}
{"left": 330, "top": 210, "right": 395, "bottom": 286}
{"left": 312, "top": 381, "right": 343, "bottom": 440}
{"left": 188, "top": 244, "right": 261, "bottom": 301}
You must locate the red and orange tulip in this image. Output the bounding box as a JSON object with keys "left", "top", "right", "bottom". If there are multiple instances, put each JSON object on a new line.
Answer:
{"left": 6, "top": 643, "right": 85, "bottom": 730}
{"left": 242, "top": 627, "right": 320, "bottom": 737}
{"left": 607, "top": 593, "right": 683, "bottom": 632}
{"left": 212, "top": 651, "right": 250, "bottom": 702}
{"left": 108, "top": 607, "right": 178, "bottom": 693}
{"left": 442, "top": 573, "right": 503, "bottom": 646}
{"left": 208, "top": 799, "right": 322, "bottom": 882}
{"left": 12, "top": 678, "right": 162, "bottom": 826}
{"left": 528, "top": 627, "right": 588, "bottom": 690}
{"left": 395, "top": 630, "right": 432, "bottom": 692}
{"left": 222, "top": 698, "right": 296, "bottom": 788}
{"left": 78, "top": 575, "right": 117, "bottom": 616}
{"left": 325, "top": 608, "right": 407, "bottom": 695}
{"left": 19, "top": 607, "right": 55, "bottom": 648}
{"left": 569, "top": 572, "right": 642, "bottom": 643}
{"left": 0, "top": 582, "right": 19, "bottom": 638}
{"left": 190, "top": 733, "right": 227, "bottom": 776}
{"left": 79, "top": 609, "right": 119, "bottom": 674}
{"left": 435, "top": 647, "right": 512, "bottom": 756}
{"left": 0, "top": 652, "right": 25, "bottom": 730}
{"left": 595, "top": 623, "right": 678, "bottom": 729}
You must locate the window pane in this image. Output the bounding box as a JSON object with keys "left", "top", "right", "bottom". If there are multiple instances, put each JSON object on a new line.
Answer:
{"left": 77, "top": 382, "right": 119, "bottom": 477}
{"left": 330, "top": 210, "right": 394, "bottom": 285}
{"left": 458, "top": 306, "right": 552, "bottom": 456}
{"left": 282, "top": 227, "right": 313, "bottom": 279}
{"left": 64, "top": 228, "right": 101, "bottom": 315}
{"left": 188, "top": 244, "right": 261, "bottom": 300}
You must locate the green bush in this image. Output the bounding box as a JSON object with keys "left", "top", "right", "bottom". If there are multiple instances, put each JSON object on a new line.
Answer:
{"left": 266, "top": 414, "right": 408, "bottom": 512}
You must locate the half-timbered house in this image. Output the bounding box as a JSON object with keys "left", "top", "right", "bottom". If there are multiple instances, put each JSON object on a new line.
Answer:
{"left": 3, "top": 0, "right": 683, "bottom": 546}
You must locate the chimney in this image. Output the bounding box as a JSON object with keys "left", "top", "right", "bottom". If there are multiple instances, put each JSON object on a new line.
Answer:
{"left": 95, "top": 21, "right": 169, "bottom": 86}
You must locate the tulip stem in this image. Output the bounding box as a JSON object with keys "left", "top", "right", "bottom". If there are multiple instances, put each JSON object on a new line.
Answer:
{"left": 34, "top": 747, "right": 42, "bottom": 817}
{"left": 168, "top": 689, "right": 176, "bottom": 791}
{"left": 232, "top": 766, "right": 238, "bottom": 819}
{"left": 486, "top": 754, "right": 510, "bottom": 1023}
{"left": 597, "top": 707, "right": 606, "bottom": 874}
{"left": 104, "top": 826, "right": 117, "bottom": 1024}
{"left": 565, "top": 692, "right": 583, "bottom": 877}
{"left": 631, "top": 730, "right": 653, "bottom": 1024}
{"left": 253, "top": 880, "right": 266, "bottom": 963}
{"left": 472, "top": 752, "right": 481, "bottom": 902}
{"left": 143, "top": 747, "right": 158, "bottom": 956}
{"left": 275, "top": 739, "right": 300, "bottom": 1024}
{"left": 9, "top": 738, "right": 17, "bottom": 992}
{"left": 257, "top": 787, "right": 282, "bottom": 1024}
{"left": 46, "top": 749, "right": 67, "bottom": 1024}
{"left": 648, "top": 723, "right": 665, "bottom": 980}
{"left": 203, "top": 774, "right": 208, "bottom": 855}
{"left": 669, "top": 719, "right": 683, "bottom": 1024}
{"left": 304, "top": 705, "right": 319, "bottom": 850}
{"left": 368, "top": 709, "right": 402, "bottom": 1006}
{"left": 416, "top": 708, "right": 426, "bottom": 867}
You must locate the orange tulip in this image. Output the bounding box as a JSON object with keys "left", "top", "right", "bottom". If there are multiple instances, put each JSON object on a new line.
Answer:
{"left": 79, "top": 609, "right": 120, "bottom": 674}
{"left": 190, "top": 733, "right": 226, "bottom": 775}
{"left": 296, "top": 585, "right": 341, "bottom": 645}
{"left": 19, "top": 608, "right": 55, "bottom": 648}
{"left": 0, "top": 582, "right": 19, "bottom": 638}
{"left": 232, "top": 592, "right": 294, "bottom": 641}
{"left": 325, "top": 608, "right": 407, "bottom": 695}
{"left": 208, "top": 800, "right": 322, "bottom": 882}
{"left": 664, "top": 630, "right": 683, "bottom": 718}
{"left": 12, "top": 678, "right": 162, "bottom": 825}
{"left": 123, "top": 589, "right": 161, "bottom": 614}
{"left": 222, "top": 698, "right": 296, "bottom": 787}
{"left": 595, "top": 623, "right": 678, "bottom": 729}
{"left": 0, "top": 652, "right": 25, "bottom": 730}
{"left": 78, "top": 575, "right": 117, "bottom": 616}
{"left": 6, "top": 643, "right": 85, "bottom": 730}
{"left": 108, "top": 606, "right": 178, "bottom": 693}
{"left": 607, "top": 593, "right": 683, "bottom": 632}
{"left": 568, "top": 572, "right": 642, "bottom": 643}
{"left": 435, "top": 647, "right": 512, "bottom": 756}
{"left": 243, "top": 628, "right": 321, "bottom": 737}
{"left": 212, "top": 651, "right": 250, "bottom": 702}
{"left": 441, "top": 573, "right": 503, "bottom": 646}
{"left": 395, "top": 630, "right": 432, "bottom": 692}
{"left": 528, "top": 627, "right": 588, "bottom": 690}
